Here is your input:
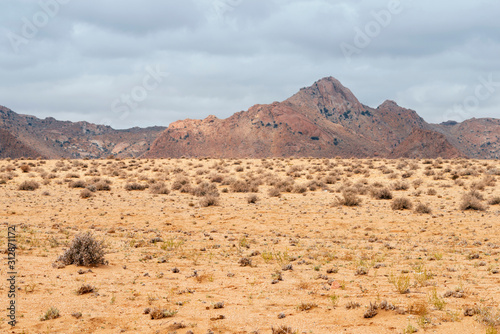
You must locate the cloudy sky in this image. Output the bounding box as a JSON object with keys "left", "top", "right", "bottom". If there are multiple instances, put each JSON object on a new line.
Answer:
{"left": 1, "top": 0, "right": 499, "bottom": 129}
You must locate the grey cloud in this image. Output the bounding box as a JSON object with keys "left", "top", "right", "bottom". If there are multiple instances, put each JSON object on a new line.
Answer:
{"left": 0, "top": 0, "right": 498, "bottom": 129}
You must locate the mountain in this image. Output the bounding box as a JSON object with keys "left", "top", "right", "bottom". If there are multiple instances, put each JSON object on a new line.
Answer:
{"left": 0, "top": 105, "right": 165, "bottom": 159}
{"left": 431, "top": 118, "right": 500, "bottom": 159}
{"left": 1, "top": 77, "right": 498, "bottom": 160}
{"left": 145, "top": 77, "right": 497, "bottom": 159}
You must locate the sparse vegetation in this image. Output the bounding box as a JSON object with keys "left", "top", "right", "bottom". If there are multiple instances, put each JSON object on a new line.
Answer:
{"left": 57, "top": 232, "right": 106, "bottom": 267}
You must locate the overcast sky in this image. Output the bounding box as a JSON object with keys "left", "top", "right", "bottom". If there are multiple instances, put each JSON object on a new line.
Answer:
{"left": 1, "top": 0, "right": 499, "bottom": 129}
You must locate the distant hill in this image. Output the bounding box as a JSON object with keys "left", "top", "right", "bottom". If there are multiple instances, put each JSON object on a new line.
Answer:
{"left": 0, "top": 105, "right": 165, "bottom": 159}
{"left": 1, "top": 77, "right": 498, "bottom": 159}
{"left": 144, "top": 77, "right": 498, "bottom": 159}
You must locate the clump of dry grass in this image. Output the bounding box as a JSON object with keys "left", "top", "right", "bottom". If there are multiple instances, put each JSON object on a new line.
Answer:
{"left": 268, "top": 187, "right": 281, "bottom": 197}
{"left": 149, "top": 182, "right": 170, "bottom": 195}
{"left": 124, "top": 182, "right": 147, "bottom": 191}
{"left": 80, "top": 189, "right": 93, "bottom": 199}
{"left": 76, "top": 284, "right": 95, "bottom": 295}
{"left": 371, "top": 187, "right": 393, "bottom": 200}
{"left": 297, "top": 302, "right": 318, "bottom": 311}
{"left": 336, "top": 191, "right": 361, "bottom": 207}
{"left": 69, "top": 180, "right": 86, "bottom": 188}
{"left": 414, "top": 203, "right": 432, "bottom": 214}
{"left": 391, "top": 197, "right": 413, "bottom": 211}
{"left": 392, "top": 181, "right": 410, "bottom": 191}
{"left": 247, "top": 194, "right": 259, "bottom": 204}
{"left": 199, "top": 195, "right": 219, "bottom": 207}
{"left": 488, "top": 196, "right": 500, "bottom": 205}
{"left": 272, "top": 325, "right": 297, "bottom": 334}
{"left": 40, "top": 307, "right": 60, "bottom": 321}
{"left": 18, "top": 180, "right": 39, "bottom": 191}
{"left": 149, "top": 308, "right": 177, "bottom": 320}
{"left": 363, "top": 302, "right": 378, "bottom": 318}
{"left": 239, "top": 257, "right": 252, "bottom": 267}
{"left": 459, "top": 192, "right": 486, "bottom": 211}
{"left": 57, "top": 232, "right": 106, "bottom": 267}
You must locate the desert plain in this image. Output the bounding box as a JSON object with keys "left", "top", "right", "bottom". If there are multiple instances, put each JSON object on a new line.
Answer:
{"left": 1, "top": 157, "right": 500, "bottom": 334}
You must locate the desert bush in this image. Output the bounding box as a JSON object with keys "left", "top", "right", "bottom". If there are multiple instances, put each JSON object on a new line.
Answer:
{"left": 124, "top": 182, "right": 147, "bottom": 191}
{"left": 80, "top": 189, "right": 93, "bottom": 199}
{"left": 76, "top": 284, "right": 95, "bottom": 295}
{"left": 336, "top": 192, "right": 361, "bottom": 207}
{"left": 95, "top": 181, "right": 111, "bottom": 191}
{"left": 272, "top": 325, "right": 297, "bottom": 334}
{"left": 459, "top": 193, "right": 486, "bottom": 211}
{"left": 247, "top": 194, "right": 259, "bottom": 204}
{"left": 268, "top": 187, "right": 281, "bottom": 197}
{"left": 57, "top": 232, "right": 106, "bottom": 267}
{"left": 40, "top": 307, "right": 60, "bottom": 321}
{"left": 18, "top": 180, "right": 39, "bottom": 191}
{"left": 414, "top": 203, "right": 432, "bottom": 214}
{"left": 150, "top": 182, "right": 170, "bottom": 195}
{"left": 427, "top": 188, "right": 437, "bottom": 196}
{"left": 192, "top": 182, "right": 219, "bottom": 197}
{"left": 391, "top": 197, "right": 413, "bottom": 210}
{"left": 199, "top": 195, "right": 219, "bottom": 207}
{"left": 371, "top": 187, "right": 393, "bottom": 200}
{"left": 291, "top": 181, "right": 308, "bottom": 193}
{"left": 149, "top": 308, "right": 177, "bottom": 319}
{"left": 171, "top": 177, "right": 190, "bottom": 190}
{"left": 69, "top": 180, "right": 87, "bottom": 188}
{"left": 392, "top": 181, "right": 410, "bottom": 191}
{"left": 489, "top": 197, "right": 500, "bottom": 205}
{"left": 20, "top": 164, "right": 30, "bottom": 173}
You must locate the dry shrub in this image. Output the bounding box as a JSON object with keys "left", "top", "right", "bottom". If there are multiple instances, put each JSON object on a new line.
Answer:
{"left": 57, "top": 232, "right": 106, "bottom": 267}
{"left": 149, "top": 308, "right": 177, "bottom": 319}
{"left": 20, "top": 164, "right": 30, "bottom": 173}
{"left": 272, "top": 325, "right": 297, "bottom": 334}
{"left": 336, "top": 192, "right": 361, "bottom": 207}
{"left": 76, "top": 284, "right": 95, "bottom": 295}
{"left": 459, "top": 193, "right": 486, "bottom": 211}
{"left": 293, "top": 184, "right": 307, "bottom": 193}
{"left": 371, "top": 187, "right": 393, "bottom": 200}
{"left": 391, "top": 197, "right": 413, "bottom": 210}
{"left": 80, "top": 189, "right": 93, "bottom": 199}
{"left": 414, "top": 203, "right": 432, "bottom": 214}
{"left": 94, "top": 181, "right": 111, "bottom": 191}
{"left": 69, "top": 180, "right": 86, "bottom": 188}
{"left": 392, "top": 181, "right": 410, "bottom": 191}
{"left": 231, "top": 179, "right": 258, "bottom": 193}
{"left": 489, "top": 197, "right": 500, "bottom": 205}
{"left": 150, "top": 182, "right": 170, "bottom": 195}
{"left": 247, "top": 194, "right": 259, "bottom": 204}
{"left": 192, "top": 182, "right": 219, "bottom": 197}
{"left": 18, "top": 180, "right": 39, "bottom": 191}
{"left": 171, "top": 177, "right": 190, "bottom": 190}
{"left": 268, "top": 187, "right": 281, "bottom": 197}
{"left": 124, "top": 182, "right": 147, "bottom": 191}
{"left": 199, "top": 195, "right": 219, "bottom": 207}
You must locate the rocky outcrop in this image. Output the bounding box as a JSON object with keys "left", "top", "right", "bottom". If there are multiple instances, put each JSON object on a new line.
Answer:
{"left": 0, "top": 105, "right": 165, "bottom": 159}
{"left": 145, "top": 77, "right": 474, "bottom": 159}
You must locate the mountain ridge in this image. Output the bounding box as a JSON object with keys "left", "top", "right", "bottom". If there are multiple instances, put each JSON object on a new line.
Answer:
{"left": 1, "top": 77, "right": 499, "bottom": 159}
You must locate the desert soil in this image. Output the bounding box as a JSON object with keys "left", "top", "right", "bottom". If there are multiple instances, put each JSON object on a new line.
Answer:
{"left": 1, "top": 157, "right": 500, "bottom": 334}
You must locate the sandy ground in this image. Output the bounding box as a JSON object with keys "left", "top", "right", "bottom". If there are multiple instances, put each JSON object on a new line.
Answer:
{"left": 1, "top": 157, "right": 500, "bottom": 334}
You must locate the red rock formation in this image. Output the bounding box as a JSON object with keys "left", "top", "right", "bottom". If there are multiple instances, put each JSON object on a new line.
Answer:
{"left": 145, "top": 77, "right": 469, "bottom": 159}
